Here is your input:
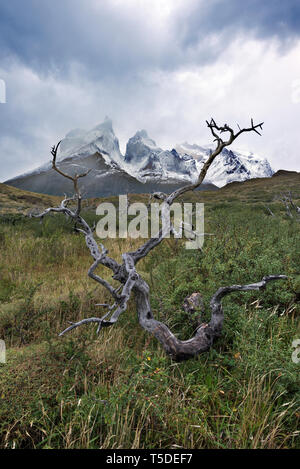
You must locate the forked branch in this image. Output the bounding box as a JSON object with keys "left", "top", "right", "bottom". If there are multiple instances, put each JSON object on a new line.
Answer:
{"left": 34, "top": 118, "right": 288, "bottom": 361}
{"left": 277, "top": 191, "right": 300, "bottom": 220}
{"left": 51, "top": 141, "right": 91, "bottom": 198}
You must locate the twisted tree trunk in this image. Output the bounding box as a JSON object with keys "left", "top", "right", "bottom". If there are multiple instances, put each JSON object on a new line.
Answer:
{"left": 134, "top": 275, "right": 286, "bottom": 361}
{"left": 33, "top": 118, "right": 288, "bottom": 361}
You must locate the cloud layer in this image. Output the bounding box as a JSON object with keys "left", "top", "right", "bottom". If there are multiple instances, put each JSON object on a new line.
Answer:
{"left": 1, "top": 0, "right": 300, "bottom": 180}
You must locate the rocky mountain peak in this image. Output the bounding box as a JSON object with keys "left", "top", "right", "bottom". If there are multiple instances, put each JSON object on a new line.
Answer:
{"left": 125, "top": 129, "right": 160, "bottom": 164}
{"left": 4, "top": 118, "right": 274, "bottom": 196}
{"left": 92, "top": 116, "right": 114, "bottom": 134}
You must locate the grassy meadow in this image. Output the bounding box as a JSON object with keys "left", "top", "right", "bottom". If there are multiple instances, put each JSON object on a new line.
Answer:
{"left": 0, "top": 172, "right": 299, "bottom": 449}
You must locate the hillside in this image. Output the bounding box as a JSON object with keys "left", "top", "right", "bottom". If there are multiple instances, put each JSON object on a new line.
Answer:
{"left": 1, "top": 169, "right": 299, "bottom": 215}
{"left": 0, "top": 168, "right": 299, "bottom": 449}
{"left": 220, "top": 170, "right": 300, "bottom": 202}
{"left": 0, "top": 183, "right": 61, "bottom": 214}
{"left": 181, "top": 170, "right": 300, "bottom": 205}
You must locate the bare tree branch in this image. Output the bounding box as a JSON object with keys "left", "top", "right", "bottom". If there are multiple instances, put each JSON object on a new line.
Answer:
{"left": 32, "top": 118, "right": 288, "bottom": 361}
{"left": 51, "top": 141, "right": 91, "bottom": 198}
{"left": 276, "top": 191, "right": 300, "bottom": 220}
{"left": 135, "top": 275, "right": 287, "bottom": 361}
{"left": 130, "top": 118, "right": 264, "bottom": 264}
{"left": 262, "top": 203, "right": 275, "bottom": 217}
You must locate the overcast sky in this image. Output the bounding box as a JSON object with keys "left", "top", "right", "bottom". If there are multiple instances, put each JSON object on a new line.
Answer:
{"left": 1, "top": 0, "right": 300, "bottom": 181}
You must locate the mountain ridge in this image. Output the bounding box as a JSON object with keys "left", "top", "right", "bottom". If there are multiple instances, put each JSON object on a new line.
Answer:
{"left": 5, "top": 118, "right": 273, "bottom": 197}
{"left": 1, "top": 169, "right": 299, "bottom": 215}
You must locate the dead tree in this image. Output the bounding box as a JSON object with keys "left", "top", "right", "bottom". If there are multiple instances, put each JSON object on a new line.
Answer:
{"left": 33, "top": 119, "right": 287, "bottom": 361}
{"left": 277, "top": 191, "right": 300, "bottom": 220}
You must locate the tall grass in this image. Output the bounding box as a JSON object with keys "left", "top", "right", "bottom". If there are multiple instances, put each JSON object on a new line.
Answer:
{"left": 0, "top": 203, "right": 299, "bottom": 449}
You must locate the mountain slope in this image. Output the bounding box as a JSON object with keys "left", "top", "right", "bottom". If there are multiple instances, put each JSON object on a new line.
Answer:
{"left": 175, "top": 143, "right": 273, "bottom": 187}
{"left": 0, "top": 182, "right": 60, "bottom": 214}
{"left": 1, "top": 170, "right": 299, "bottom": 215}
{"left": 5, "top": 150, "right": 216, "bottom": 198}
{"left": 125, "top": 130, "right": 197, "bottom": 183}
{"left": 5, "top": 118, "right": 273, "bottom": 197}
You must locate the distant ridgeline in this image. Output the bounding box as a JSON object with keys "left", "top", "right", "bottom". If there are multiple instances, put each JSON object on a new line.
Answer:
{"left": 5, "top": 118, "right": 273, "bottom": 197}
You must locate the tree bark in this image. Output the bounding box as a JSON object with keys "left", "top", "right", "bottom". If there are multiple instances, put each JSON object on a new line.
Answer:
{"left": 32, "top": 118, "right": 288, "bottom": 361}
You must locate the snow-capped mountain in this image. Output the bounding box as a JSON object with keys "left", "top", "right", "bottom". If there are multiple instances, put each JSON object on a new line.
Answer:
{"left": 175, "top": 142, "right": 273, "bottom": 188}
{"left": 12, "top": 117, "right": 124, "bottom": 180}
{"left": 57, "top": 117, "right": 125, "bottom": 169}
{"left": 125, "top": 130, "right": 197, "bottom": 183}
{"left": 5, "top": 118, "right": 273, "bottom": 197}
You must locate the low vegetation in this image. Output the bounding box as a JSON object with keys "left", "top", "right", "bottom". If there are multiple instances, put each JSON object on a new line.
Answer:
{"left": 0, "top": 173, "right": 299, "bottom": 449}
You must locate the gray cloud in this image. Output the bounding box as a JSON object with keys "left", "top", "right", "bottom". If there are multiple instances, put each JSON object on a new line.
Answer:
{"left": 0, "top": 0, "right": 300, "bottom": 181}
{"left": 1, "top": 0, "right": 300, "bottom": 79}
{"left": 180, "top": 0, "right": 300, "bottom": 47}
{"left": 0, "top": 0, "right": 179, "bottom": 79}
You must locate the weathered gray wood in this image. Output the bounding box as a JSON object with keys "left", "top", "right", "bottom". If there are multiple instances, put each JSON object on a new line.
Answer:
{"left": 33, "top": 118, "right": 288, "bottom": 361}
